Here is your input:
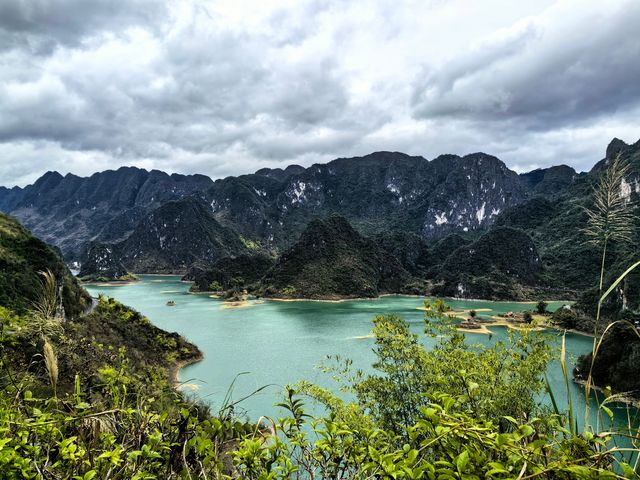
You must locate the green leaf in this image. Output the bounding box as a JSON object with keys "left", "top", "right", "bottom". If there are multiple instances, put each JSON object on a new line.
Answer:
{"left": 519, "top": 425, "right": 534, "bottom": 437}
{"left": 455, "top": 450, "right": 469, "bottom": 472}
{"left": 600, "top": 405, "right": 614, "bottom": 419}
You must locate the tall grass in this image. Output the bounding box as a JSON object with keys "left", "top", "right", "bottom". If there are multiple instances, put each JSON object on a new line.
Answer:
{"left": 582, "top": 154, "right": 633, "bottom": 334}
{"left": 583, "top": 260, "right": 640, "bottom": 428}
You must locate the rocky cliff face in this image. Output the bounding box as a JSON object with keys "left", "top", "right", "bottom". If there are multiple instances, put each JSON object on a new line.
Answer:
{"left": 1, "top": 167, "right": 212, "bottom": 260}
{"left": 0, "top": 148, "right": 584, "bottom": 276}
{"left": 205, "top": 151, "right": 543, "bottom": 251}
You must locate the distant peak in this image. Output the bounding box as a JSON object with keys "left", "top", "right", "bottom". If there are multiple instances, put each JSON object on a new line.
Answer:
{"left": 41, "top": 170, "right": 63, "bottom": 180}
{"left": 33, "top": 170, "right": 64, "bottom": 187}
{"left": 362, "top": 151, "right": 421, "bottom": 160}
{"left": 606, "top": 137, "right": 629, "bottom": 158}
{"left": 463, "top": 152, "right": 501, "bottom": 162}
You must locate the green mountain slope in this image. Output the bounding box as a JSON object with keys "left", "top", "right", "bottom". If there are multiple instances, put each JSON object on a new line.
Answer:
{"left": 187, "top": 253, "right": 275, "bottom": 292}
{"left": 495, "top": 138, "right": 640, "bottom": 299}
{"left": 260, "top": 215, "right": 414, "bottom": 298}
{"left": 79, "top": 197, "right": 251, "bottom": 276}
{"left": 0, "top": 212, "right": 90, "bottom": 316}
{"left": 433, "top": 227, "right": 542, "bottom": 300}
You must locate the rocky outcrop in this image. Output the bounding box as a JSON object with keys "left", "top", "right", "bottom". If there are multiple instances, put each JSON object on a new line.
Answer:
{"left": 205, "top": 151, "right": 534, "bottom": 250}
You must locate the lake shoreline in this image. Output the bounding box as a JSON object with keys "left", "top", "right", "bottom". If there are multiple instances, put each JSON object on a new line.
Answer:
{"left": 171, "top": 353, "right": 204, "bottom": 390}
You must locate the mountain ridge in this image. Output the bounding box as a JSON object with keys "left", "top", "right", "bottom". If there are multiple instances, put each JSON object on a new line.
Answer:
{"left": 0, "top": 149, "right": 580, "bottom": 261}
{"left": 0, "top": 140, "right": 632, "bottom": 297}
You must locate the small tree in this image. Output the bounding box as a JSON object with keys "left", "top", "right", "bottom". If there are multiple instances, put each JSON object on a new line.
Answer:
{"left": 536, "top": 301, "right": 547, "bottom": 314}
{"left": 523, "top": 311, "right": 533, "bottom": 324}
{"left": 469, "top": 309, "right": 477, "bottom": 319}
{"left": 208, "top": 280, "right": 223, "bottom": 292}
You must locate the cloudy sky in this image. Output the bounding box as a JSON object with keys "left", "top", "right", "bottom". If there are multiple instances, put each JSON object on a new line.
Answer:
{"left": 1, "top": 0, "right": 639, "bottom": 187}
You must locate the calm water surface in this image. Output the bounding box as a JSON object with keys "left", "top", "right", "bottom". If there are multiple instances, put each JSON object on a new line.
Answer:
{"left": 87, "top": 275, "right": 636, "bottom": 431}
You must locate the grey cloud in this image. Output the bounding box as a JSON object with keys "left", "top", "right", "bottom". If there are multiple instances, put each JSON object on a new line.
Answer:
{"left": 0, "top": 0, "right": 639, "bottom": 187}
{"left": 0, "top": 0, "right": 166, "bottom": 53}
{"left": 0, "top": 4, "right": 355, "bottom": 161}
{"left": 411, "top": 1, "right": 640, "bottom": 129}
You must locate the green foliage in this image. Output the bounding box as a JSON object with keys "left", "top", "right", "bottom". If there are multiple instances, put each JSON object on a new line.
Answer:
{"left": 0, "top": 352, "right": 251, "bottom": 478}
{"left": 523, "top": 311, "right": 533, "bottom": 324}
{"left": 0, "top": 292, "right": 244, "bottom": 478}
{"left": 537, "top": 300, "right": 548, "bottom": 314}
{"left": 0, "top": 213, "right": 90, "bottom": 317}
{"left": 281, "top": 285, "right": 297, "bottom": 296}
{"left": 231, "top": 390, "right": 636, "bottom": 479}
{"left": 304, "top": 302, "right": 553, "bottom": 440}
{"left": 240, "top": 236, "right": 260, "bottom": 251}
{"left": 208, "top": 280, "right": 223, "bottom": 292}
{"left": 0, "top": 290, "right": 638, "bottom": 478}
{"left": 366, "top": 319, "right": 550, "bottom": 432}
{"left": 552, "top": 306, "right": 580, "bottom": 329}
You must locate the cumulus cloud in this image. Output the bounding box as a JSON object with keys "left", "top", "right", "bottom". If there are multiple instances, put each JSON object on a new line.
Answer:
{"left": 0, "top": 0, "right": 639, "bottom": 186}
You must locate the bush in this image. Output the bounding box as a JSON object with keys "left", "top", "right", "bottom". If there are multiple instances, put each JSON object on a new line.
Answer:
{"left": 552, "top": 307, "right": 578, "bottom": 329}
{"left": 281, "top": 285, "right": 297, "bottom": 296}
{"left": 537, "top": 301, "right": 548, "bottom": 314}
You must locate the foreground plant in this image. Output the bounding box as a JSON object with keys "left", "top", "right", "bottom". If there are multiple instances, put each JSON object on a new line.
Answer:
{"left": 582, "top": 154, "right": 634, "bottom": 330}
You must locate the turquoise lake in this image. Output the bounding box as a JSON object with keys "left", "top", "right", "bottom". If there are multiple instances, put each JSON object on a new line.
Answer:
{"left": 87, "top": 275, "right": 637, "bottom": 431}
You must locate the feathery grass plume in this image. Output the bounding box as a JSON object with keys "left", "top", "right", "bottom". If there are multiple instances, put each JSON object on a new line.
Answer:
{"left": 582, "top": 154, "right": 634, "bottom": 293}
{"left": 32, "top": 270, "right": 59, "bottom": 320}
{"left": 42, "top": 337, "right": 58, "bottom": 396}
{"left": 27, "top": 270, "right": 64, "bottom": 339}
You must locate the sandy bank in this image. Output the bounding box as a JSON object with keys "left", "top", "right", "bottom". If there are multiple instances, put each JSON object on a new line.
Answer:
{"left": 171, "top": 353, "right": 204, "bottom": 390}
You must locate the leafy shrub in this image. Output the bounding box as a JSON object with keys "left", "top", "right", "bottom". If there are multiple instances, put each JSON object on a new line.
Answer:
{"left": 537, "top": 300, "right": 548, "bottom": 314}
